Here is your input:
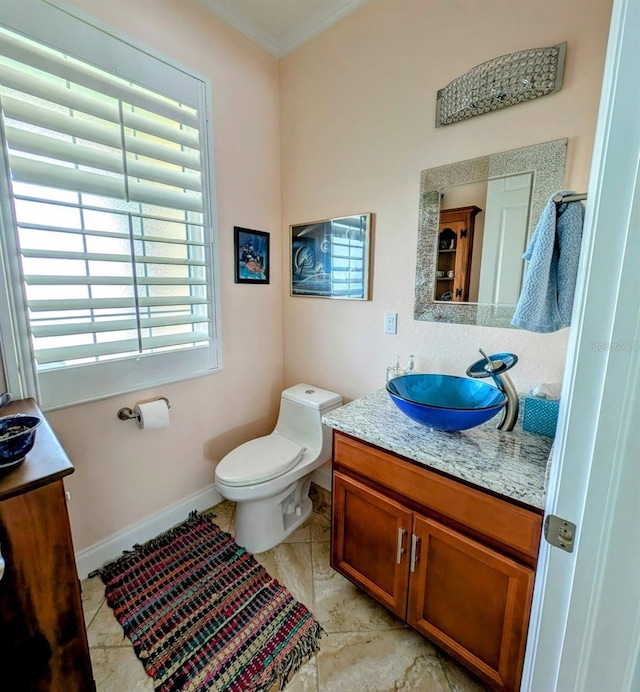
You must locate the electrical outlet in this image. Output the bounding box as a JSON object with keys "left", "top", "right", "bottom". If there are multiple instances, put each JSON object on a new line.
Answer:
{"left": 384, "top": 311, "right": 397, "bottom": 335}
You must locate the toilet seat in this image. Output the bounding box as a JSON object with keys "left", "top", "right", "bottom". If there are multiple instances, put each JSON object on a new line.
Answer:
{"left": 215, "top": 435, "right": 304, "bottom": 487}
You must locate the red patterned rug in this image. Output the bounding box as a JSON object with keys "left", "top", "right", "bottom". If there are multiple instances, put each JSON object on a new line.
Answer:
{"left": 93, "top": 512, "right": 323, "bottom": 691}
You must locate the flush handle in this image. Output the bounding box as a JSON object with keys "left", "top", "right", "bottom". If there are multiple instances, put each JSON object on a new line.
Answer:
{"left": 396, "top": 527, "right": 406, "bottom": 564}
{"left": 410, "top": 534, "right": 420, "bottom": 572}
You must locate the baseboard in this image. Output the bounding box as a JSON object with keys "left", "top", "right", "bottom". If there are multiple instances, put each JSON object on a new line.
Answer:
{"left": 75, "top": 483, "right": 223, "bottom": 580}
{"left": 311, "top": 463, "right": 332, "bottom": 492}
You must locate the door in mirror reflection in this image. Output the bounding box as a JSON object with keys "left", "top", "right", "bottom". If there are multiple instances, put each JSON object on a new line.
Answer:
{"left": 438, "top": 173, "right": 533, "bottom": 304}
{"left": 478, "top": 173, "right": 533, "bottom": 304}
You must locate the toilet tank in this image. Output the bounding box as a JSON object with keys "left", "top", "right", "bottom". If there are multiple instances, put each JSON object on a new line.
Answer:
{"left": 275, "top": 384, "right": 342, "bottom": 461}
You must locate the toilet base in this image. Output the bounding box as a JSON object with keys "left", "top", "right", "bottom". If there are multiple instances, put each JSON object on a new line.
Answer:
{"left": 233, "top": 477, "right": 314, "bottom": 554}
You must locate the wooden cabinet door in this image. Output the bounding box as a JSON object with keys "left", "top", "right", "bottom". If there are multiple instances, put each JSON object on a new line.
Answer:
{"left": 331, "top": 472, "right": 412, "bottom": 618}
{"left": 407, "top": 514, "right": 534, "bottom": 691}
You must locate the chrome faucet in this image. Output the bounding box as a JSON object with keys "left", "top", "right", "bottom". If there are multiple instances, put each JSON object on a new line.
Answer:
{"left": 466, "top": 349, "right": 519, "bottom": 431}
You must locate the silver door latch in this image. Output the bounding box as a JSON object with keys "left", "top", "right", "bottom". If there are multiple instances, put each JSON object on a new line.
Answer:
{"left": 544, "top": 514, "right": 577, "bottom": 553}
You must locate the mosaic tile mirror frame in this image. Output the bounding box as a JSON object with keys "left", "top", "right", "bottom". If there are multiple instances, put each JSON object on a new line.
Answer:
{"left": 414, "top": 138, "right": 568, "bottom": 328}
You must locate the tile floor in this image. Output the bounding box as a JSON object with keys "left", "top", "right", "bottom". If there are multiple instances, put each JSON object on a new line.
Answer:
{"left": 82, "top": 486, "right": 487, "bottom": 691}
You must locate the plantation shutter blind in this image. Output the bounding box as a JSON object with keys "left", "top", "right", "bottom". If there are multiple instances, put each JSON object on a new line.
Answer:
{"left": 0, "top": 21, "right": 218, "bottom": 408}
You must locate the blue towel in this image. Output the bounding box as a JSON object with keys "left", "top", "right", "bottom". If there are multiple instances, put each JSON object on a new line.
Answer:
{"left": 511, "top": 191, "right": 585, "bottom": 333}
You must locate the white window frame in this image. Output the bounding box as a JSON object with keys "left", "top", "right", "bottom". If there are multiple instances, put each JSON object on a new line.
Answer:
{"left": 0, "top": 0, "right": 222, "bottom": 410}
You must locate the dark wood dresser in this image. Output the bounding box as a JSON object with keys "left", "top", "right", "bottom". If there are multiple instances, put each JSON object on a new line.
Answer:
{"left": 0, "top": 398, "right": 94, "bottom": 691}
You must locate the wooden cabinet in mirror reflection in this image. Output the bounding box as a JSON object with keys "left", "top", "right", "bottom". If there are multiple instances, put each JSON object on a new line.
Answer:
{"left": 436, "top": 205, "right": 481, "bottom": 302}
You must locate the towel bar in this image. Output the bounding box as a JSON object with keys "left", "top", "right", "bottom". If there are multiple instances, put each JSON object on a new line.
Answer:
{"left": 553, "top": 192, "right": 587, "bottom": 204}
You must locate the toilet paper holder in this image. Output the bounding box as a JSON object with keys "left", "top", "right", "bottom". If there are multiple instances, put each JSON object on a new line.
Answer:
{"left": 117, "top": 397, "right": 171, "bottom": 422}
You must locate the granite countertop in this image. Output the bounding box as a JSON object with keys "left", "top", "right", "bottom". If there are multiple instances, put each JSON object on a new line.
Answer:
{"left": 322, "top": 389, "right": 553, "bottom": 510}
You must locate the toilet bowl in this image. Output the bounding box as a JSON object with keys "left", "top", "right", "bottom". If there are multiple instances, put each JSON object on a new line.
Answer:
{"left": 214, "top": 384, "right": 342, "bottom": 553}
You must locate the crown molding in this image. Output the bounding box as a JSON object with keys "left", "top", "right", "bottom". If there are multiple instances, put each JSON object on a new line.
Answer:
{"left": 279, "top": 0, "right": 372, "bottom": 56}
{"left": 198, "top": 0, "right": 372, "bottom": 58}
{"left": 197, "top": 0, "right": 281, "bottom": 57}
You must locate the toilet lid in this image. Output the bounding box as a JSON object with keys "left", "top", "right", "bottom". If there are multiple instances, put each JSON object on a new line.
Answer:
{"left": 215, "top": 434, "right": 305, "bottom": 487}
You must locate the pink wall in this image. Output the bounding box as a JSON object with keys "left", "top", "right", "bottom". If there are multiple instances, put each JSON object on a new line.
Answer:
{"left": 46, "top": 0, "right": 283, "bottom": 550}
{"left": 0, "top": 0, "right": 613, "bottom": 552}
{"left": 280, "top": 0, "right": 612, "bottom": 400}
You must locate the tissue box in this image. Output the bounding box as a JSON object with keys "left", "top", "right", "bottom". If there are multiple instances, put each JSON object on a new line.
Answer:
{"left": 523, "top": 395, "right": 560, "bottom": 437}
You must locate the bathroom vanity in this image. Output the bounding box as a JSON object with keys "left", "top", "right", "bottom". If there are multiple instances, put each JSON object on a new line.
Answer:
{"left": 323, "top": 389, "right": 552, "bottom": 692}
{"left": 0, "top": 398, "right": 94, "bottom": 691}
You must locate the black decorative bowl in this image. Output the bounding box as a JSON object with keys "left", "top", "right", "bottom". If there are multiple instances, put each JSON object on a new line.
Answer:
{"left": 0, "top": 414, "right": 42, "bottom": 469}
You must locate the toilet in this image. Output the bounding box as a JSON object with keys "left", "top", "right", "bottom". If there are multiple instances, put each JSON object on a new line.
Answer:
{"left": 214, "top": 383, "right": 342, "bottom": 553}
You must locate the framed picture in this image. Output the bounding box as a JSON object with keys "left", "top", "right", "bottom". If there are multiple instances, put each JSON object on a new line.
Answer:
{"left": 234, "top": 227, "right": 270, "bottom": 284}
{"left": 290, "top": 213, "right": 373, "bottom": 300}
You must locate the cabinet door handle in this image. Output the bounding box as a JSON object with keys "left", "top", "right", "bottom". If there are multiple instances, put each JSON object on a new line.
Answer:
{"left": 410, "top": 534, "right": 420, "bottom": 573}
{"left": 396, "top": 527, "right": 406, "bottom": 564}
{"left": 0, "top": 543, "right": 5, "bottom": 582}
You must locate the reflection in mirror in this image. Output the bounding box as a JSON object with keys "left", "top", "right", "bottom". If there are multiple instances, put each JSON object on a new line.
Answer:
{"left": 290, "top": 213, "right": 372, "bottom": 300}
{"left": 435, "top": 172, "right": 533, "bottom": 304}
{"left": 414, "top": 139, "right": 567, "bottom": 327}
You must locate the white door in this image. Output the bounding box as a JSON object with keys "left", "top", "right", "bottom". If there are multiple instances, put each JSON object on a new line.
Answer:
{"left": 477, "top": 173, "right": 532, "bottom": 304}
{"left": 523, "top": 0, "right": 640, "bottom": 690}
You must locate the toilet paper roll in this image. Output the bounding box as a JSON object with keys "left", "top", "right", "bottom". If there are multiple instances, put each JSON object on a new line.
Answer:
{"left": 134, "top": 399, "right": 170, "bottom": 430}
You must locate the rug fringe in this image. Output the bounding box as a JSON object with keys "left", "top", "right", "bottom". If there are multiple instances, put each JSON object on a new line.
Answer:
{"left": 90, "top": 510, "right": 220, "bottom": 582}
{"left": 276, "top": 621, "right": 325, "bottom": 691}
{"left": 254, "top": 620, "right": 325, "bottom": 692}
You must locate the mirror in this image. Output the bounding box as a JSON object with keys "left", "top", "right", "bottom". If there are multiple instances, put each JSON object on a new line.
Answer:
{"left": 414, "top": 138, "right": 567, "bottom": 327}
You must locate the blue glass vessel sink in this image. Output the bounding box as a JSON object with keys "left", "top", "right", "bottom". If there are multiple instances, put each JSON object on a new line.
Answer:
{"left": 386, "top": 374, "right": 507, "bottom": 432}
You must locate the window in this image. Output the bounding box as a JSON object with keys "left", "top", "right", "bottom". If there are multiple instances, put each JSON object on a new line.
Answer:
{"left": 0, "top": 4, "right": 219, "bottom": 409}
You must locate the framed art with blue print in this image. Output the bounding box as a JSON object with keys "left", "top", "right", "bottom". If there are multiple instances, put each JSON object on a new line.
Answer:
{"left": 290, "top": 213, "right": 372, "bottom": 299}
{"left": 234, "top": 227, "right": 270, "bottom": 284}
